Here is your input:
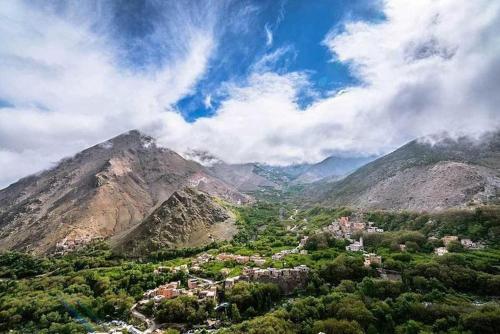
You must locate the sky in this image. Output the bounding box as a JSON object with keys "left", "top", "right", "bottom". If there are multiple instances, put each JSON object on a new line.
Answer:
{"left": 0, "top": 0, "right": 500, "bottom": 188}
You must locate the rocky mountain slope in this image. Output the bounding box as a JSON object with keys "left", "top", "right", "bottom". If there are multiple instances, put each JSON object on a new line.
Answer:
{"left": 304, "top": 132, "right": 500, "bottom": 211}
{"left": 291, "top": 155, "right": 376, "bottom": 184}
{"left": 0, "top": 130, "right": 248, "bottom": 254}
{"left": 113, "top": 187, "right": 236, "bottom": 256}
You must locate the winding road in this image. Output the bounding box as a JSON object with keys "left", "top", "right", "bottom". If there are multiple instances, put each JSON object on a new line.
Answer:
{"left": 130, "top": 302, "right": 158, "bottom": 333}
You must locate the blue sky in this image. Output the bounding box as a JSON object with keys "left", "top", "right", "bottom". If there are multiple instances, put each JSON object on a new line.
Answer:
{"left": 172, "top": 0, "right": 383, "bottom": 121}
{"left": 99, "top": 0, "right": 384, "bottom": 121}
{"left": 0, "top": 0, "right": 499, "bottom": 187}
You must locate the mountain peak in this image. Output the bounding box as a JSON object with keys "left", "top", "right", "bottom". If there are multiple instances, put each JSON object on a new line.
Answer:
{"left": 103, "top": 129, "right": 156, "bottom": 150}
{"left": 303, "top": 131, "right": 500, "bottom": 211}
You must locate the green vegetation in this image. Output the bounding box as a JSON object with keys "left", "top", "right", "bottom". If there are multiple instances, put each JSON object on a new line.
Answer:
{"left": 0, "top": 203, "right": 499, "bottom": 333}
{"left": 155, "top": 296, "right": 216, "bottom": 324}
{"left": 365, "top": 206, "right": 500, "bottom": 243}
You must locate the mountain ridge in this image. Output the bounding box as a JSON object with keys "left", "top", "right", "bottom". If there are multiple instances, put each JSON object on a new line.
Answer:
{"left": 302, "top": 132, "right": 500, "bottom": 211}
{"left": 0, "top": 130, "right": 248, "bottom": 254}
{"left": 113, "top": 187, "right": 236, "bottom": 256}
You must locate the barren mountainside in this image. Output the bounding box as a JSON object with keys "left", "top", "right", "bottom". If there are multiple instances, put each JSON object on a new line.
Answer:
{"left": 113, "top": 187, "right": 236, "bottom": 256}
{"left": 305, "top": 132, "right": 500, "bottom": 211}
{"left": 0, "top": 130, "right": 248, "bottom": 254}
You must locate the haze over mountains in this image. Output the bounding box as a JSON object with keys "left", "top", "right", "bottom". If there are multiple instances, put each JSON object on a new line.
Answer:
{"left": 0, "top": 129, "right": 499, "bottom": 254}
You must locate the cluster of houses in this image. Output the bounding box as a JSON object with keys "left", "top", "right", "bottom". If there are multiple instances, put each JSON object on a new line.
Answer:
{"left": 271, "top": 236, "right": 309, "bottom": 260}
{"left": 434, "top": 235, "right": 484, "bottom": 256}
{"left": 324, "top": 216, "right": 384, "bottom": 240}
{"left": 189, "top": 253, "right": 215, "bottom": 272}
{"left": 215, "top": 253, "right": 267, "bottom": 266}
{"left": 54, "top": 235, "right": 103, "bottom": 254}
{"left": 92, "top": 320, "right": 150, "bottom": 334}
{"left": 224, "top": 265, "right": 310, "bottom": 294}
{"left": 342, "top": 237, "right": 383, "bottom": 268}
{"left": 334, "top": 230, "right": 383, "bottom": 269}
{"left": 144, "top": 279, "right": 218, "bottom": 303}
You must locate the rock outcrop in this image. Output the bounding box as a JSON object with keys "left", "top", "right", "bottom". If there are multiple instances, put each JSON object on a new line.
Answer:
{"left": 114, "top": 187, "right": 236, "bottom": 256}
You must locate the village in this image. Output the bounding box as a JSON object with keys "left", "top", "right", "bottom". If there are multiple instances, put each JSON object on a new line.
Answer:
{"left": 141, "top": 215, "right": 393, "bottom": 310}
{"left": 319, "top": 216, "right": 386, "bottom": 266}
{"left": 90, "top": 211, "right": 490, "bottom": 334}
{"left": 54, "top": 235, "right": 104, "bottom": 254}
{"left": 433, "top": 234, "right": 485, "bottom": 256}
{"left": 142, "top": 235, "right": 313, "bottom": 306}
{"left": 324, "top": 216, "right": 484, "bottom": 257}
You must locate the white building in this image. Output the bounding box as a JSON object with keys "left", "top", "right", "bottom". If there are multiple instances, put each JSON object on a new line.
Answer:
{"left": 435, "top": 247, "right": 449, "bottom": 256}
{"left": 460, "top": 238, "right": 476, "bottom": 248}
{"left": 346, "top": 237, "right": 364, "bottom": 252}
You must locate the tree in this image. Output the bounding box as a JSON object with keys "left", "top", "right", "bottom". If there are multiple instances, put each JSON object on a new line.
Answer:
{"left": 227, "top": 282, "right": 281, "bottom": 315}
{"left": 446, "top": 240, "right": 463, "bottom": 253}
{"left": 231, "top": 304, "right": 242, "bottom": 322}
{"left": 335, "top": 297, "right": 376, "bottom": 328}
{"left": 404, "top": 241, "right": 420, "bottom": 253}
{"left": 312, "top": 318, "right": 363, "bottom": 334}
{"left": 461, "top": 306, "right": 500, "bottom": 334}
{"left": 395, "top": 320, "right": 425, "bottom": 334}
{"left": 320, "top": 255, "right": 370, "bottom": 284}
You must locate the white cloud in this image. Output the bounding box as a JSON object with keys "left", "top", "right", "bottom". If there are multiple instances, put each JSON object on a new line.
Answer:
{"left": 155, "top": 0, "right": 500, "bottom": 165}
{"left": 321, "top": 0, "right": 500, "bottom": 141}
{"left": 251, "top": 45, "right": 295, "bottom": 73}
{"left": 0, "top": 1, "right": 216, "bottom": 187}
{"left": 264, "top": 24, "right": 273, "bottom": 46}
{"left": 204, "top": 94, "right": 213, "bottom": 109}
{"left": 1, "top": 0, "right": 500, "bottom": 188}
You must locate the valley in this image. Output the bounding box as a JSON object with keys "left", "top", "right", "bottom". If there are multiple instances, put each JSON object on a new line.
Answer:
{"left": 0, "top": 131, "right": 499, "bottom": 334}
{"left": 3, "top": 2, "right": 500, "bottom": 333}
{"left": 0, "top": 201, "right": 499, "bottom": 334}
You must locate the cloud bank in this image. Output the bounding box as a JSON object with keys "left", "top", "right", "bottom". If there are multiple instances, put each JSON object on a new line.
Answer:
{"left": 0, "top": 0, "right": 499, "bottom": 188}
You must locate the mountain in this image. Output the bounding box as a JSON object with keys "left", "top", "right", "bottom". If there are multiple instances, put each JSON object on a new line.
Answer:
{"left": 183, "top": 150, "right": 308, "bottom": 191}
{"left": 209, "top": 163, "right": 279, "bottom": 192}
{"left": 184, "top": 150, "right": 374, "bottom": 191}
{"left": 0, "top": 130, "right": 249, "bottom": 254}
{"left": 292, "top": 155, "right": 376, "bottom": 184}
{"left": 182, "top": 150, "right": 281, "bottom": 191}
{"left": 113, "top": 187, "right": 235, "bottom": 256}
{"left": 304, "top": 132, "right": 500, "bottom": 211}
